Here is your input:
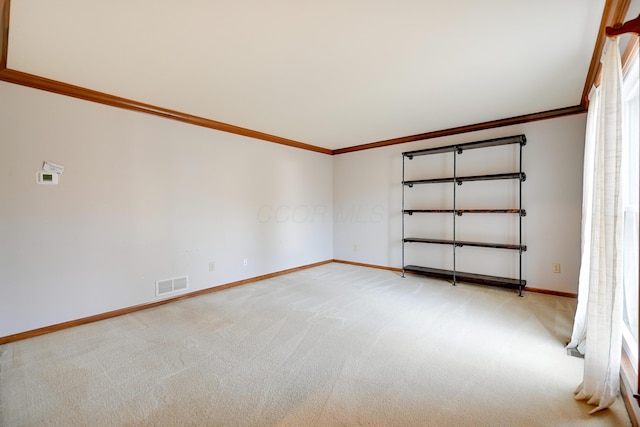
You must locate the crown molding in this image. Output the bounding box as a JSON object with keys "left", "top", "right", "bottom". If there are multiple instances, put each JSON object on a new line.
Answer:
{"left": 0, "top": 68, "right": 332, "bottom": 154}
{"left": 332, "top": 105, "right": 586, "bottom": 155}
{"left": 0, "top": 0, "right": 628, "bottom": 155}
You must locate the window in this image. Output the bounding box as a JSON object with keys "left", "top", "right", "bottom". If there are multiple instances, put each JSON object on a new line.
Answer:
{"left": 622, "top": 48, "right": 639, "bottom": 375}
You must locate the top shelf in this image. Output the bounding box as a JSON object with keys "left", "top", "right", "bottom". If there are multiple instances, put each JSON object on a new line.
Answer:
{"left": 403, "top": 134, "right": 526, "bottom": 159}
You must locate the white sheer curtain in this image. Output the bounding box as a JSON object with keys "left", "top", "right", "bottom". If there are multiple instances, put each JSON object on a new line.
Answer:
{"left": 567, "top": 38, "right": 625, "bottom": 414}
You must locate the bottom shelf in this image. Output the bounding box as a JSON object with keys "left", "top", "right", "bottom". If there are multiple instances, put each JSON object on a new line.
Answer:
{"left": 403, "top": 265, "right": 526, "bottom": 290}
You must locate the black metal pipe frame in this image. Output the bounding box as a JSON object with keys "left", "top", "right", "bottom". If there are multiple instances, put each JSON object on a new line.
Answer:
{"left": 453, "top": 149, "right": 458, "bottom": 285}
{"left": 402, "top": 155, "right": 406, "bottom": 278}
{"left": 519, "top": 141, "right": 524, "bottom": 297}
{"left": 401, "top": 135, "right": 526, "bottom": 294}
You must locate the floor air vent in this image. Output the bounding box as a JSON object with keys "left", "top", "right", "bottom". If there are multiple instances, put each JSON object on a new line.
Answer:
{"left": 156, "top": 276, "right": 188, "bottom": 297}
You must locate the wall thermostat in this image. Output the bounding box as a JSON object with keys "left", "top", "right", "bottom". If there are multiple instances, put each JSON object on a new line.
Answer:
{"left": 37, "top": 170, "right": 59, "bottom": 185}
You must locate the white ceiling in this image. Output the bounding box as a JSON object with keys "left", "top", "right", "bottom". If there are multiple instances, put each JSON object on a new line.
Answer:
{"left": 7, "top": 0, "right": 607, "bottom": 150}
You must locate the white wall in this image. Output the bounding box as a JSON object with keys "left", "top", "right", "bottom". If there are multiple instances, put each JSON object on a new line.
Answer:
{"left": 333, "top": 115, "right": 586, "bottom": 295}
{"left": 0, "top": 77, "right": 587, "bottom": 338}
{"left": 0, "top": 82, "right": 334, "bottom": 337}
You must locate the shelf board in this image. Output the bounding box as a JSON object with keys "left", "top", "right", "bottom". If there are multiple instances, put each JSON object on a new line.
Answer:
{"left": 403, "top": 172, "right": 525, "bottom": 187}
{"left": 403, "top": 237, "right": 527, "bottom": 251}
{"left": 457, "top": 172, "right": 526, "bottom": 183}
{"left": 404, "top": 209, "right": 526, "bottom": 216}
{"left": 403, "top": 265, "right": 526, "bottom": 289}
{"left": 403, "top": 135, "right": 526, "bottom": 159}
{"left": 403, "top": 176, "right": 456, "bottom": 185}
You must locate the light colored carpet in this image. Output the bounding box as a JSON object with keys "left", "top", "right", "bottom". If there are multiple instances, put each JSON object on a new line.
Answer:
{"left": 0, "top": 263, "right": 632, "bottom": 426}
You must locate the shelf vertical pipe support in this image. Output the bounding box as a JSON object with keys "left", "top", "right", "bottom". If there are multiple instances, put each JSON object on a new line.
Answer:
{"left": 518, "top": 140, "right": 524, "bottom": 297}
{"left": 402, "top": 154, "right": 406, "bottom": 278}
{"left": 453, "top": 147, "right": 462, "bottom": 285}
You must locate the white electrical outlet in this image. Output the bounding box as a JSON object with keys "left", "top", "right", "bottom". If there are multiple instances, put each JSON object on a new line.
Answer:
{"left": 209, "top": 262, "right": 216, "bottom": 272}
{"left": 243, "top": 258, "right": 248, "bottom": 266}
{"left": 552, "top": 263, "right": 561, "bottom": 273}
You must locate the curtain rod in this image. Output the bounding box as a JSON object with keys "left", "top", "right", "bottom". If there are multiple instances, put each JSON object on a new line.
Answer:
{"left": 606, "top": 13, "right": 640, "bottom": 36}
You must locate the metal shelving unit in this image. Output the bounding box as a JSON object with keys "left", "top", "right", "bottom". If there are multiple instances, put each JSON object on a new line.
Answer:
{"left": 401, "top": 134, "right": 527, "bottom": 296}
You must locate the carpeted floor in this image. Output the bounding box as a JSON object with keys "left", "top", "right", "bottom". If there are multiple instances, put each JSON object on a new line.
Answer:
{"left": 0, "top": 263, "right": 632, "bottom": 426}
